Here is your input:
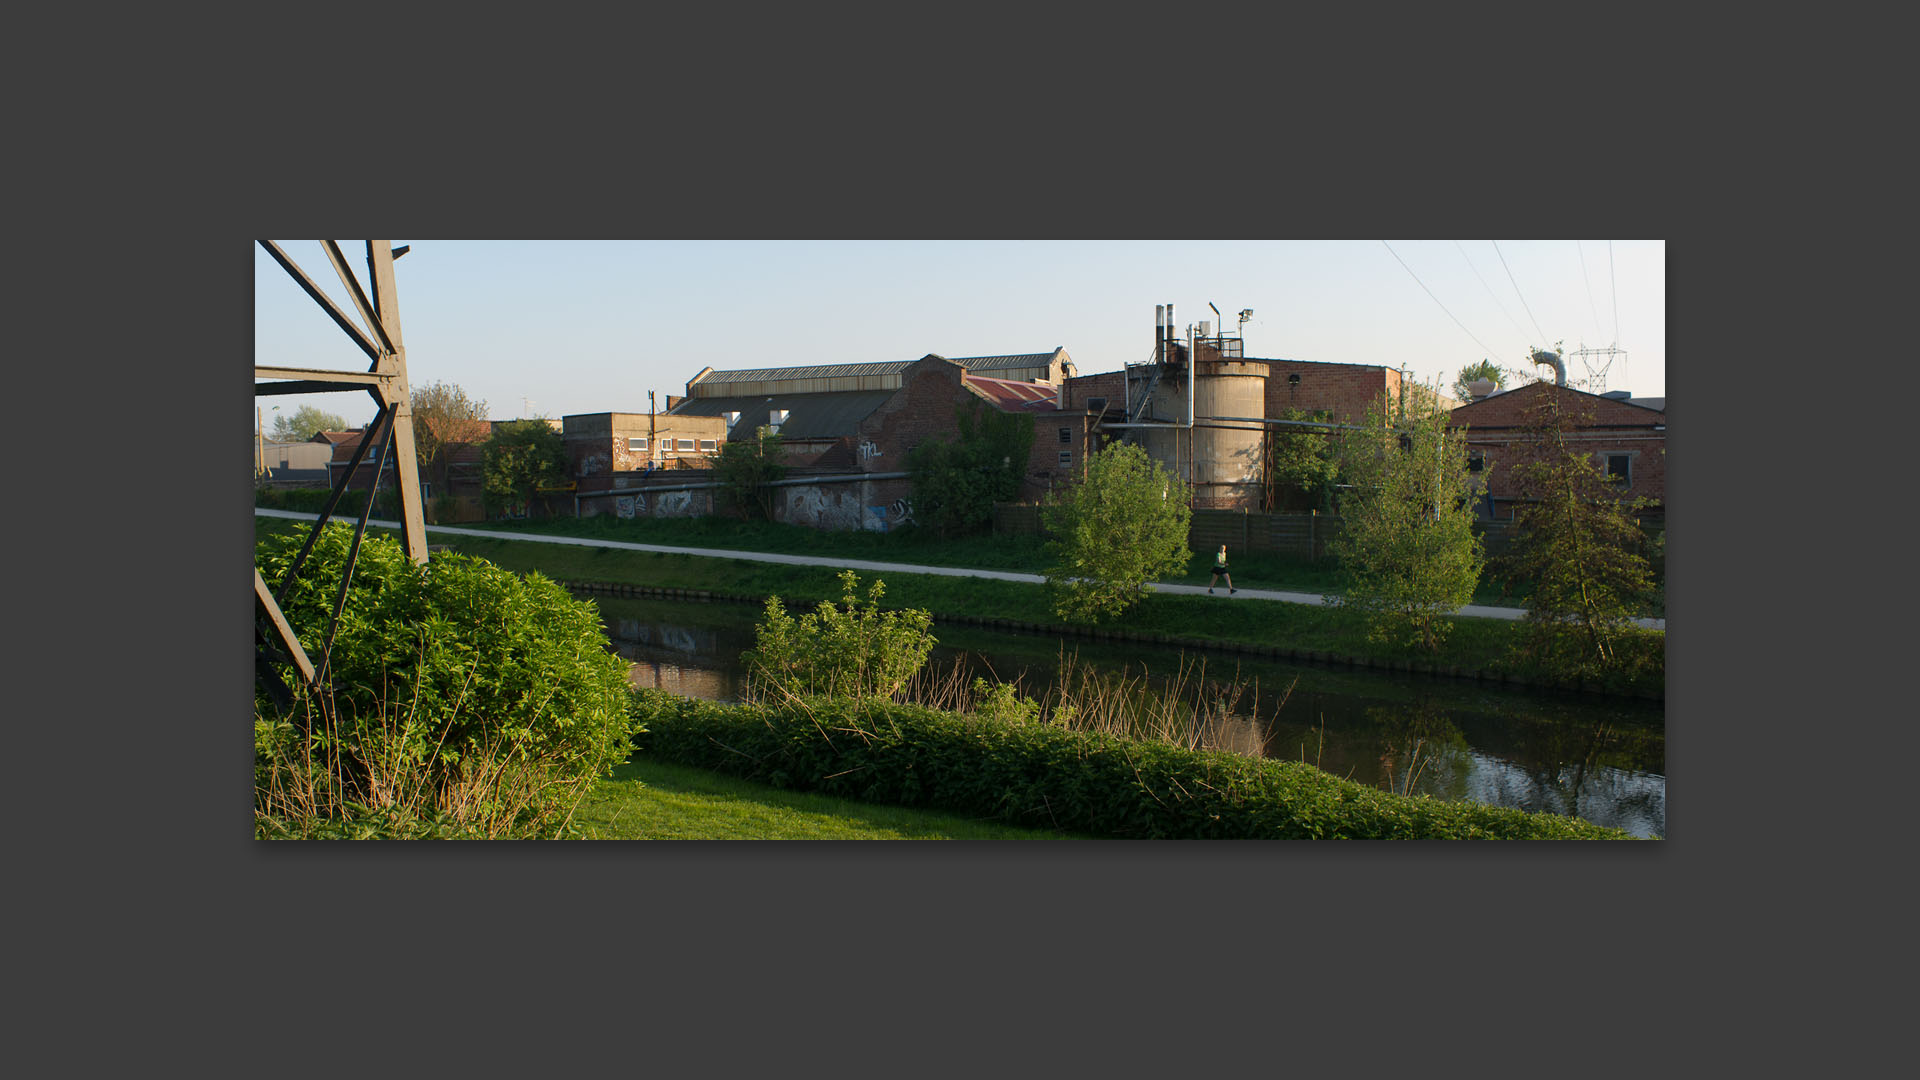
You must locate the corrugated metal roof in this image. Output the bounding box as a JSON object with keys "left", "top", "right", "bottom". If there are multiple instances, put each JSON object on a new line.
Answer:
{"left": 949, "top": 352, "right": 1057, "bottom": 370}
{"left": 965, "top": 374, "right": 1059, "bottom": 411}
{"left": 668, "top": 390, "right": 897, "bottom": 439}
{"left": 691, "top": 351, "right": 1057, "bottom": 387}
{"left": 694, "top": 361, "right": 913, "bottom": 384}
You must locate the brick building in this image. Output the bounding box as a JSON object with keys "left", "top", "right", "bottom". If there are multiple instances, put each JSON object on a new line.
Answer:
{"left": 1449, "top": 382, "right": 1666, "bottom": 518}
{"left": 564, "top": 351, "right": 1081, "bottom": 527}
{"left": 563, "top": 412, "right": 730, "bottom": 478}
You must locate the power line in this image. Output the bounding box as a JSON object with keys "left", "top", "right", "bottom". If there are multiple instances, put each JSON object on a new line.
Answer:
{"left": 1577, "top": 240, "right": 1604, "bottom": 341}
{"left": 1608, "top": 239, "right": 1619, "bottom": 344}
{"left": 1492, "top": 239, "right": 1549, "bottom": 345}
{"left": 1381, "top": 240, "right": 1505, "bottom": 362}
{"left": 1454, "top": 239, "right": 1532, "bottom": 345}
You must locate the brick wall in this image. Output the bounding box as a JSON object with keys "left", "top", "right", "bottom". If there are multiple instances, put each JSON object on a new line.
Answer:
{"left": 1062, "top": 370, "right": 1127, "bottom": 413}
{"left": 1259, "top": 358, "right": 1399, "bottom": 423}
{"left": 1450, "top": 383, "right": 1666, "bottom": 508}
{"left": 564, "top": 412, "right": 728, "bottom": 478}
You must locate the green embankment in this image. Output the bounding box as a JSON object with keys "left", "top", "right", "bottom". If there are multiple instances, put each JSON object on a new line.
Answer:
{"left": 254, "top": 515, "right": 1663, "bottom": 698}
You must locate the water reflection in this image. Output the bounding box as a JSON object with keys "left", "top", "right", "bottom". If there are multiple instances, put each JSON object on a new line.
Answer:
{"left": 582, "top": 591, "right": 1666, "bottom": 837}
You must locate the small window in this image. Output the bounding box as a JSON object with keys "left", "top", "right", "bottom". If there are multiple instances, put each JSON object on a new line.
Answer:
{"left": 1468, "top": 452, "right": 1484, "bottom": 473}
{"left": 627, "top": 437, "right": 648, "bottom": 452}
{"left": 676, "top": 438, "right": 694, "bottom": 452}
{"left": 1059, "top": 450, "right": 1073, "bottom": 467}
{"left": 699, "top": 439, "right": 717, "bottom": 452}
{"left": 1606, "top": 453, "right": 1631, "bottom": 483}
{"left": 1059, "top": 427, "right": 1072, "bottom": 444}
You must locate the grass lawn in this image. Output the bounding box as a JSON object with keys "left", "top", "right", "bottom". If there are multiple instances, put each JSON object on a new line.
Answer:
{"left": 570, "top": 756, "right": 1082, "bottom": 839}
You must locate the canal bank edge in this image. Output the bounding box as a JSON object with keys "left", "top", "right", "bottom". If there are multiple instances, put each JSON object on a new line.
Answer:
{"left": 558, "top": 579, "right": 1663, "bottom": 703}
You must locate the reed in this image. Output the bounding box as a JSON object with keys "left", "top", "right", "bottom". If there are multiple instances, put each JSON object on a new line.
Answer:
{"left": 878, "top": 645, "right": 1296, "bottom": 761}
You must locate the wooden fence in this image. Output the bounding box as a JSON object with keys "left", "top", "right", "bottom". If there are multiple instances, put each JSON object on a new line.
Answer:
{"left": 993, "top": 503, "right": 1663, "bottom": 568}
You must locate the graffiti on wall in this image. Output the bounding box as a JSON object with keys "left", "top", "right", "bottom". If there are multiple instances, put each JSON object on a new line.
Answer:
{"left": 615, "top": 495, "right": 637, "bottom": 518}
{"left": 652, "top": 490, "right": 696, "bottom": 517}
{"left": 785, "top": 486, "right": 862, "bottom": 530}
{"left": 863, "top": 497, "right": 914, "bottom": 532}
{"left": 858, "top": 438, "right": 882, "bottom": 461}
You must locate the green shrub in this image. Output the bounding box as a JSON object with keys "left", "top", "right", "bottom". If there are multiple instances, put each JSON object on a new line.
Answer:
{"left": 630, "top": 691, "right": 1634, "bottom": 839}
{"left": 255, "top": 522, "right": 636, "bottom": 837}
{"left": 741, "top": 571, "right": 935, "bottom": 701}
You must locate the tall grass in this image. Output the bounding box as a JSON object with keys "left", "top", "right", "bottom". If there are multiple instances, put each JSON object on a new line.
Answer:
{"left": 255, "top": 682, "right": 604, "bottom": 840}
{"left": 861, "top": 645, "right": 1296, "bottom": 760}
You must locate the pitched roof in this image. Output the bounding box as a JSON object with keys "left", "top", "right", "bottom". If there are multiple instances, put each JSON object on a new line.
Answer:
{"left": 668, "top": 390, "right": 898, "bottom": 439}
{"left": 1450, "top": 380, "right": 1666, "bottom": 423}
{"left": 691, "top": 351, "right": 1061, "bottom": 387}
{"left": 964, "top": 374, "right": 1059, "bottom": 411}
{"left": 947, "top": 352, "right": 1060, "bottom": 371}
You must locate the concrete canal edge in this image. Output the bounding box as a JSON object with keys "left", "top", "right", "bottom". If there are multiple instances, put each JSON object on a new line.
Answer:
{"left": 556, "top": 579, "right": 1663, "bottom": 704}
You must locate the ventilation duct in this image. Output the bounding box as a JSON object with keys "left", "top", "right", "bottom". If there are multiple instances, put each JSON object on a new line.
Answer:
{"left": 1531, "top": 349, "right": 1567, "bottom": 386}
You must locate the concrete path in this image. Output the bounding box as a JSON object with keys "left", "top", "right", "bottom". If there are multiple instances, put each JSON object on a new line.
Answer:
{"left": 254, "top": 508, "right": 1666, "bottom": 630}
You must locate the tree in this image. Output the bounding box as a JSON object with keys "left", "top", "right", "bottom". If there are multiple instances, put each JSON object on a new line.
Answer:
{"left": 1042, "top": 442, "right": 1192, "bottom": 624}
{"left": 1451, "top": 359, "right": 1507, "bottom": 402}
{"left": 481, "top": 419, "right": 567, "bottom": 516}
{"left": 271, "top": 404, "right": 349, "bottom": 442}
{"left": 1499, "top": 393, "right": 1657, "bottom": 673}
{"left": 1261, "top": 407, "right": 1339, "bottom": 512}
{"left": 409, "top": 380, "right": 490, "bottom": 492}
{"left": 906, "top": 398, "right": 1035, "bottom": 537}
{"left": 1330, "top": 390, "right": 1484, "bottom": 651}
{"left": 711, "top": 425, "right": 787, "bottom": 520}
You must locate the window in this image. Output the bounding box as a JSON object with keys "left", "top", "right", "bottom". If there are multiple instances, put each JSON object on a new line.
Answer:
{"left": 1059, "top": 427, "right": 1072, "bottom": 444}
{"left": 1605, "top": 453, "right": 1631, "bottom": 483}
{"left": 1059, "top": 450, "right": 1073, "bottom": 467}
{"left": 1468, "top": 452, "right": 1484, "bottom": 473}
{"left": 627, "top": 437, "right": 648, "bottom": 452}
{"left": 676, "top": 438, "right": 694, "bottom": 452}
{"left": 699, "top": 439, "right": 717, "bottom": 452}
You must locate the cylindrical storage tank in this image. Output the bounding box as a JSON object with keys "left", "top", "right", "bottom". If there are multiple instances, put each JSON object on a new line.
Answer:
{"left": 1191, "top": 359, "right": 1269, "bottom": 509}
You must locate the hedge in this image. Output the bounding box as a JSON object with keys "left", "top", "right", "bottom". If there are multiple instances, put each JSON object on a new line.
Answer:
{"left": 630, "top": 690, "right": 1635, "bottom": 840}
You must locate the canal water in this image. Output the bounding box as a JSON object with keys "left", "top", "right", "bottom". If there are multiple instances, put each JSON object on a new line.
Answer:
{"left": 593, "top": 592, "right": 1667, "bottom": 838}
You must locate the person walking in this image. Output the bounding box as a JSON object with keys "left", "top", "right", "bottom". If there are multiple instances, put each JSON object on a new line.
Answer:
{"left": 1209, "top": 544, "right": 1236, "bottom": 594}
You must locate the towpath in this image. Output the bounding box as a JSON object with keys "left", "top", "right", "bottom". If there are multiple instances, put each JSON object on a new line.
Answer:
{"left": 253, "top": 509, "right": 1666, "bottom": 631}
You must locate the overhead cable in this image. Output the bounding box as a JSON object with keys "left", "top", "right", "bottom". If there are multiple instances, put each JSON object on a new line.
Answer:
{"left": 1609, "top": 239, "right": 1620, "bottom": 345}
{"left": 1454, "top": 239, "right": 1532, "bottom": 345}
{"left": 1382, "top": 240, "right": 1505, "bottom": 362}
{"left": 1492, "top": 239, "right": 1550, "bottom": 345}
{"left": 1577, "top": 240, "right": 1604, "bottom": 341}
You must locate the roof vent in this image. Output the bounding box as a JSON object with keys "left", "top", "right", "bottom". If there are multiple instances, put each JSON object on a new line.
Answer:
{"left": 1600, "top": 390, "right": 1631, "bottom": 400}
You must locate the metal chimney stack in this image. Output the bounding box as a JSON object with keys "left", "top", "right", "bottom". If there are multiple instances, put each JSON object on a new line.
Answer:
{"left": 1156, "top": 305, "right": 1165, "bottom": 364}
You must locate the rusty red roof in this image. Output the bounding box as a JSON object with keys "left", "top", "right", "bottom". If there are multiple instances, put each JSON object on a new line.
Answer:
{"left": 964, "top": 374, "right": 1060, "bottom": 411}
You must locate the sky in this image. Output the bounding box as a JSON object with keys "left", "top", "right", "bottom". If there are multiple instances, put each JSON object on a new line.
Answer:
{"left": 253, "top": 239, "right": 1665, "bottom": 432}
